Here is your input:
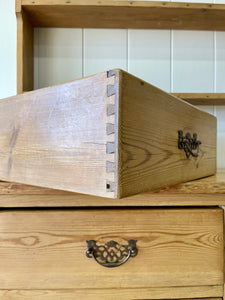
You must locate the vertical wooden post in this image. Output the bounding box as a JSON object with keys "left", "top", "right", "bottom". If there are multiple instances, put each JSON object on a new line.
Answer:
{"left": 16, "top": 1, "right": 34, "bottom": 94}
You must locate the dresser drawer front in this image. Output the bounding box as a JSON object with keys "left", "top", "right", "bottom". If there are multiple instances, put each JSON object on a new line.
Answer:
{"left": 0, "top": 208, "right": 223, "bottom": 289}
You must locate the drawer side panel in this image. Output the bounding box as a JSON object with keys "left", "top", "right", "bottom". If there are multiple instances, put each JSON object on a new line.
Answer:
{"left": 119, "top": 70, "right": 217, "bottom": 198}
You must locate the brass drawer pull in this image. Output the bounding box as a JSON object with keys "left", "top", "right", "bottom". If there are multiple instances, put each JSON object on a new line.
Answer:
{"left": 86, "top": 240, "right": 138, "bottom": 268}
{"left": 178, "top": 130, "right": 201, "bottom": 158}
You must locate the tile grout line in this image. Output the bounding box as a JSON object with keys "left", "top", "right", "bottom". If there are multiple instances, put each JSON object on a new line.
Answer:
{"left": 170, "top": 0, "right": 173, "bottom": 93}
{"left": 213, "top": 0, "right": 216, "bottom": 117}
{"left": 213, "top": 30, "right": 217, "bottom": 117}
{"left": 82, "top": 28, "right": 85, "bottom": 78}
{"left": 37, "top": 28, "right": 39, "bottom": 89}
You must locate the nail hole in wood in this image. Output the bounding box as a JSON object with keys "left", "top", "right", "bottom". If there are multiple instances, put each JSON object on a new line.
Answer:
{"left": 106, "top": 183, "right": 111, "bottom": 189}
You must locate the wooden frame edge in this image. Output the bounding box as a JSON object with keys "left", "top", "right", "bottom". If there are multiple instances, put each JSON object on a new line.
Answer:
{"left": 173, "top": 93, "right": 225, "bottom": 105}
{"left": 15, "top": 0, "right": 22, "bottom": 13}
{"left": 16, "top": 10, "right": 34, "bottom": 94}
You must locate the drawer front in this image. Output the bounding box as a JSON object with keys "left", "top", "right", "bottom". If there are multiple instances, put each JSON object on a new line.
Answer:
{"left": 0, "top": 208, "right": 223, "bottom": 289}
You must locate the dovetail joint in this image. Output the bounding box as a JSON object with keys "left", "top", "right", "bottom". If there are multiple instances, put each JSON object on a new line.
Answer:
{"left": 106, "top": 180, "right": 115, "bottom": 193}
{"left": 106, "top": 123, "right": 115, "bottom": 135}
{"left": 106, "top": 142, "right": 115, "bottom": 154}
{"left": 106, "top": 70, "right": 117, "bottom": 194}
{"left": 106, "top": 161, "right": 115, "bottom": 173}
{"left": 107, "top": 104, "right": 116, "bottom": 116}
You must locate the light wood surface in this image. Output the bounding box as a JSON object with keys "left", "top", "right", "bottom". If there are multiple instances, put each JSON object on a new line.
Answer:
{"left": 0, "top": 208, "right": 222, "bottom": 289}
{"left": 0, "top": 290, "right": 222, "bottom": 300}
{"left": 118, "top": 70, "right": 216, "bottom": 197}
{"left": 173, "top": 93, "right": 225, "bottom": 105}
{"left": 0, "top": 170, "right": 225, "bottom": 207}
{"left": 16, "top": 11, "right": 33, "bottom": 94}
{"left": 0, "top": 69, "right": 216, "bottom": 198}
{"left": 19, "top": 1, "right": 225, "bottom": 31}
{"left": 0, "top": 71, "right": 117, "bottom": 198}
{"left": 15, "top": 0, "right": 22, "bottom": 13}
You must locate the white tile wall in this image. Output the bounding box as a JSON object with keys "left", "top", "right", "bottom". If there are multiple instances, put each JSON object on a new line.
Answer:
{"left": 215, "top": 32, "right": 225, "bottom": 167}
{"left": 172, "top": 31, "right": 214, "bottom": 93}
{"left": 128, "top": 30, "right": 171, "bottom": 92}
{"left": 84, "top": 29, "right": 127, "bottom": 76}
{"left": 215, "top": 32, "right": 225, "bottom": 92}
{"left": 34, "top": 28, "right": 83, "bottom": 89}
{"left": 0, "top": 0, "right": 17, "bottom": 99}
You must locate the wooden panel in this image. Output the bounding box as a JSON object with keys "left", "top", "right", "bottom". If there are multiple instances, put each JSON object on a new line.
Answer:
{"left": 1, "top": 193, "right": 225, "bottom": 207}
{"left": 1, "top": 69, "right": 217, "bottom": 198}
{"left": 0, "top": 71, "right": 117, "bottom": 198}
{"left": 0, "top": 208, "right": 222, "bottom": 289}
{"left": 173, "top": 93, "right": 225, "bottom": 105}
{"left": 1, "top": 169, "right": 225, "bottom": 196}
{"left": 15, "top": 0, "right": 22, "bottom": 13}
{"left": 0, "top": 170, "right": 225, "bottom": 207}
{"left": 20, "top": 1, "right": 225, "bottom": 31}
{"left": 0, "top": 290, "right": 222, "bottom": 300}
{"left": 118, "top": 70, "right": 217, "bottom": 198}
{"left": 16, "top": 11, "right": 33, "bottom": 93}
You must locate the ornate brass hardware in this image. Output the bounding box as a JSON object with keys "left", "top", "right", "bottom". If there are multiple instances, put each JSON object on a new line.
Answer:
{"left": 178, "top": 130, "right": 201, "bottom": 158}
{"left": 86, "top": 239, "right": 138, "bottom": 268}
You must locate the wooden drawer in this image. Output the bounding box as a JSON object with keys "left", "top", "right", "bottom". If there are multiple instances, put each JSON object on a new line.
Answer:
{"left": 0, "top": 208, "right": 223, "bottom": 297}
{"left": 0, "top": 70, "right": 216, "bottom": 199}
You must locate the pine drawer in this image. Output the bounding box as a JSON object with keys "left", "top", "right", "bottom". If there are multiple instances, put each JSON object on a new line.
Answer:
{"left": 0, "top": 70, "right": 217, "bottom": 199}
{"left": 0, "top": 207, "right": 223, "bottom": 299}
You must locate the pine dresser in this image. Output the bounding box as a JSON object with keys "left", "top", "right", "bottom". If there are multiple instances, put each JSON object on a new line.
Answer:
{"left": 0, "top": 172, "right": 223, "bottom": 299}
{"left": 0, "top": 1, "right": 224, "bottom": 299}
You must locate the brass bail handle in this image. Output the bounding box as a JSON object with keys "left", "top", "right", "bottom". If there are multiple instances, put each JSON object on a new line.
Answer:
{"left": 86, "top": 240, "right": 138, "bottom": 268}
{"left": 178, "top": 130, "right": 201, "bottom": 158}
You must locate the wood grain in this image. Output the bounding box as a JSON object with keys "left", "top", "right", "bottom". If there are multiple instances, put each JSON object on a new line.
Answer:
{"left": 1, "top": 193, "right": 225, "bottom": 207}
{"left": 0, "top": 69, "right": 216, "bottom": 198}
{"left": 0, "top": 208, "right": 222, "bottom": 289}
{"left": 118, "top": 70, "right": 217, "bottom": 198}
{"left": 1, "top": 169, "right": 224, "bottom": 195}
{"left": 0, "top": 71, "right": 117, "bottom": 198}
{"left": 15, "top": 0, "right": 22, "bottom": 13}
{"left": 16, "top": 11, "right": 33, "bottom": 93}
{"left": 0, "top": 290, "right": 222, "bottom": 300}
{"left": 0, "top": 171, "right": 225, "bottom": 207}
{"left": 20, "top": 1, "right": 225, "bottom": 31}
{"left": 173, "top": 93, "right": 225, "bottom": 105}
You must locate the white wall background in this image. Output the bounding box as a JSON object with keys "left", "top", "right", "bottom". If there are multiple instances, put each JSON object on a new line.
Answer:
{"left": 0, "top": 0, "right": 17, "bottom": 98}
{"left": 0, "top": 0, "right": 225, "bottom": 168}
